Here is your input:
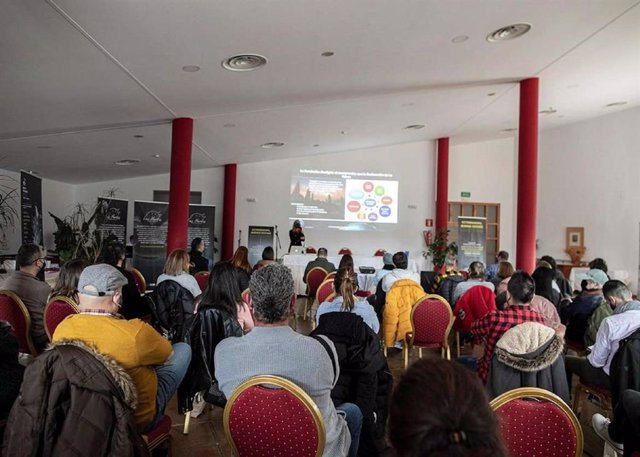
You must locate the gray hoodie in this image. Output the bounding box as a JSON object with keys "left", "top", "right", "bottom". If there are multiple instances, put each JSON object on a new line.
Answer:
{"left": 615, "top": 299, "right": 640, "bottom": 315}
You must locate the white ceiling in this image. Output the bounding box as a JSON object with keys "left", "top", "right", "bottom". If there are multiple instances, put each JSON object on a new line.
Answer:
{"left": 1, "top": 0, "right": 639, "bottom": 183}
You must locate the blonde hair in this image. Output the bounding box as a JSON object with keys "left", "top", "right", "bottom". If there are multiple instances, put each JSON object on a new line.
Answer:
{"left": 230, "top": 246, "right": 252, "bottom": 274}
{"left": 164, "top": 249, "right": 190, "bottom": 276}
{"left": 334, "top": 267, "right": 358, "bottom": 312}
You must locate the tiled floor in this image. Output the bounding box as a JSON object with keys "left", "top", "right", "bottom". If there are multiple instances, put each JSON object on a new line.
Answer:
{"left": 166, "top": 299, "right": 604, "bottom": 457}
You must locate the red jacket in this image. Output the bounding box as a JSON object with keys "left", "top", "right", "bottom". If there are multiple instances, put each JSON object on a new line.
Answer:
{"left": 453, "top": 285, "right": 496, "bottom": 333}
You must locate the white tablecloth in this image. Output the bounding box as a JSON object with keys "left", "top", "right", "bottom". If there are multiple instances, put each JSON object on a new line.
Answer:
{"left": 569, "top": 267, "right": 630, "bottom": 292}
{"left": 282, "top": 254, "right": 422, "bottom": 296}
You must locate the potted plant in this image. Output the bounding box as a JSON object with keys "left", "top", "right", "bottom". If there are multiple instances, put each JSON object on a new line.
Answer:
{"left": 424, "top": 228, "right": 458, "bottom": 272}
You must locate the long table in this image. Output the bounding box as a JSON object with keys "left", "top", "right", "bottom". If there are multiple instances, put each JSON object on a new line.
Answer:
{"left": 282, "top": 254, "right": 423, "bottom": 296}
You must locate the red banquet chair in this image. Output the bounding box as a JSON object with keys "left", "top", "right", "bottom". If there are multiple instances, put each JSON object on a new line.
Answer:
{"left": 224, "top": 375, "right": 325, "bottom": 457}
{"left": 305, "top": 246, "right": 317, "bottom": 254}
{"left": 403, "top": 294, "right": 453, "bottom": 368}
{"left": 373, "top": 249, "right": 385, "bottom": 256}
{"left": 338, "top": 248, "right": 352, "bottom": 255}
{"left": 128, "top": 267, "right": 147, "bottom": 295}
{"left": 325, "top": 271, "right": 337, "bottom": 281}
{"left": 44, "top": 295, "right": 80, "bottom": 339}
{"left": 304, "top": 267, "right": 328, "bottom": 320}
{"left": 315, "top": 278, "right": 335, "bottom": 306}
{"left": 0, "top": 290, "right": 38, "bottom": 356}
{"left": 490, "top": 387, "right": 583, "bottom": 457}
{"left": 141, "top": 414, "right": 173, "bottom": 455}
{"left": 194, "top": 271, "right": 209, "bottom": 292}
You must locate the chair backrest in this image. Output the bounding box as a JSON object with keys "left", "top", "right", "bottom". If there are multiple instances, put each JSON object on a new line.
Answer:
{"left": 0, "top": 290, "right": 37, "bottom": 355}
{"left": 305, "top": 247, "right": 317, "bottom": 254}
{"left": 44, "top": 295, "right": 80, "bottom": 339}
{"left": 409, "top": 294, "right": 454, "bottom": 347}
{"left": 306, "top": 267, "right": 328, "bottom": 296}
{"left": 338, "top": 248, "right": 352, "bottom": 255}
{"left": 490, "top": 387, "right": 583, "bottom": 457}
{"left": 224, "top": 375, "right": 325, "bottom": 457}
{"left": 325, "top": 271, "right": 337, "bottom": 281}
{"left": 373, "top": 249, "right": 385, "bottom": 256}
{"left": 128, "top": 267, "right": 147, "bottom": 294}
{"left": 194, "top": 271, "right": 209, "bottom": 291}
{"left": 315, "top": 278, "right": 335, "bottom": 305}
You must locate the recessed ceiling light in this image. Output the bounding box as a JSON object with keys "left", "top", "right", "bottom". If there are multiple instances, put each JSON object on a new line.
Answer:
{"left": 539, "top": 107, "right": 557, "bottom": 115}
{"left": 223, "top": 123, "right": 236, "bottom": 128}
{"left": 260, "top": 142, "right": 285, "bottom": 149}
{"left": 487, "top": 23, "right": 531, "bottom": 42}
{"left": 321, "top": 51, "right": 335, "bottom": 57}
{"left": 133, "top": 134, "right": 144, "bottom": 138}
{"left": 487, "top": 92, "right": 496, "bottom": 97}
{"left": 182, "top": 65, "right": 201, "bottom": 72}
{"left": 451, "top": 35, "right": 469, "bottom": 44}
{"left": 36, "top": 146, "right": 52, "bottom": 149}
{"left": 501, "top": 128, "right": 518, "bottom": 133}
{"left": 313, "top": 144, "right": 320, "bottom": 148}
{"left": 401, "top": 102, "right": 416, "bottom": 107}
{"left": 605, "top": 101, "right": 628, "bottom": 108}
{"left": 404, "top": 124, "right": 425, "bottom": 130}
{"left": 151, "top": 154, "right": 161, "bottom": 158}
{"left": 114, "top": 159, "right": 141, "bottom": 166}
{"left": 222, "top": 54, "right": 267, "bottom": 72}
{"left": 340, "top": 130, "right": 348, "bottom": 135}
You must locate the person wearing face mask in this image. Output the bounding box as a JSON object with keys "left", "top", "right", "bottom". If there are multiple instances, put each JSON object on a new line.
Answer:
{"left": 2, "top": 244, "right": 51, "bottom": 351}
{"left": 52, "top": 264, "right": 191, "bottom": 431}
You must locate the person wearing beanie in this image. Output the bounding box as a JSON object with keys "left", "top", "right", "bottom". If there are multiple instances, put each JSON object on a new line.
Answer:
{"left": 374, "top": 251, "right": 394, "bottom": 286}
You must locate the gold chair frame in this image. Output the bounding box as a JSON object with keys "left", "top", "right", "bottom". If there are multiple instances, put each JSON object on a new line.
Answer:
{"left": 0, "top": 289, "right": 38, "bottom": 356}
{"left": 223, "top": 375, "right": 326, "bottom": 457}
{"left": 44, "top": 295, "right": 80, "bottom": 339}
{"left": 129, "top": 267, "right": 147, "bottom": 295}
{"left": 403, "top": 294, "right": 453, "bottom": 368}
{"left": 303, "top": 267, "right": 328, "bottom": 321}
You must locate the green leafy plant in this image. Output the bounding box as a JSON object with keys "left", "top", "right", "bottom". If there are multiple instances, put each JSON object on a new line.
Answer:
{"left": 0, "top": 175, "right": 18, "bottom": 250}
{"left": 424, "top": 228, "right": 458, "bottom": 269}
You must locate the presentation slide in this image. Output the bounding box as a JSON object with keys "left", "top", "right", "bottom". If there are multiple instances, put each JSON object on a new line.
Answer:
{"left": 290, "top": 169, "right": 398, "bottom": 227}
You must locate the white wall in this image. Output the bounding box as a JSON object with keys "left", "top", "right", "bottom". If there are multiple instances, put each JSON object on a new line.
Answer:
{"left": 236, "top": 141, "right": 436, "bottom": 260}
{"left": 449, "top": 137, "right": 517, "bottom": 259}
{"left": 538, "top": 106, "right": 640, "bottom": 291}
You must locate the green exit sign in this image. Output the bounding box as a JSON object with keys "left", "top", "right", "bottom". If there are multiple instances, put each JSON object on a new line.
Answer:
{"left": 461, "top": 191, "right": 471, "bottom": 198}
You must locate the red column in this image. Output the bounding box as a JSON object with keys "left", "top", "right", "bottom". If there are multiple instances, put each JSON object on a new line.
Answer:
{"left": 435, "top": 137, "right": 449, "bottom": 233}
{"left": 221, "top": 163, "right": 237, "bottom": 260}
{"left": 516, "top": 78, "right": 539, "bottom": 272}
{"left": 166, "top": 118, "right": 193, "bottom": 255}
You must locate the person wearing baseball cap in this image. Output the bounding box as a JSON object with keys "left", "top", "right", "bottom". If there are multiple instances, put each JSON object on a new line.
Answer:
{"left": 560, "top": 268, "right": 608, "bottom": 346}
{"left": 52, "top": 264, "right": 191, "bottom": 431}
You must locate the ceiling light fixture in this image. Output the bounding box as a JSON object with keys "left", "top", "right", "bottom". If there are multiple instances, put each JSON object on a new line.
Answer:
{"left": 222, "top": 54, "right": 267, "bottom": 72}
{"left": 539, "top": 107, "right": 557, "bottom": 115}
{"left": 605, "top": 101, "right": 627, "bottom": 108}
{"left": 487, "top": 23, "right": 531, "bottom": 42}
{"left": 501, "top": 128, "right": 518, "bottom": 133}
{"left": 404, "top": 124, "right": 425, "bottom": 130}
{"left": 28, "top": 170, "right": 39, "bottom": 175}
{"left": 182, "top": 65, "right": 201, "bottom": 72}
{"left": 36, "top": 146, "right": 53, "bottom": 149}
{"left": 321, "top": 51, "right": 335, "bottom": 57}
{"left": 451, "top": 35, "right": 469, "bottom": 43}
{"left": 260, "top": 142, "right": 285, "bottom": 149}
{"left": 133, "top": 134, "right": 144, "bottom": 138}
{"left": 487, "top": 92, "right": 496, "bottom": 97}
{"left": 223, "top": 123, "right": 236, "bottom": 128}
{"left": 114, "top": 159, "right": 141, "bottom": 166}
{"left": 151, "top": 154, "right": 161, "bottom": 158}
{"left": 313, "top": 144, "right": 320, "bottom": 148}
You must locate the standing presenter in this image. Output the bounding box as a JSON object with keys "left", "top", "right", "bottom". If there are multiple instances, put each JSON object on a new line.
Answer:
{"left": 288, "top": 220, "right": 305, "bottom": 252}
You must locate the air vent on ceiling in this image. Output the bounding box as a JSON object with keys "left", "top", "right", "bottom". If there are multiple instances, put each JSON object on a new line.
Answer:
{"left": 222, "top": 54, "right": 267, "bottom": 72}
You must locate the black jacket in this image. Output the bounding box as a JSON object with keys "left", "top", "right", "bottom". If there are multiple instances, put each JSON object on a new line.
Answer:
{"left": 0, "top": 321, "right": 24, "bottom": 446}
{"left": 311, "top": 312, "right": 393, "bottom": 456}
{"left": 118, "top": 267, "right": 150, "bottom": 320}
{"left": 189, "top": 251, "right": 209, "bottom": 275}
{"left": 2, "top": 341, "right": 148, "bottom": 457}
{"left": 560, "top": 291, "right": 604, "bottom": 344}
{"left": 178, "top": 307, "right": 242, "bottom": 413}
{"left": 610, "top": 328, "right": 640, "bottom": 408}
{"left": 152, "top": 280, "right": 195, "bottom": 343}
{"left": 434, "top": 275, "right": 465, "bottom": 307}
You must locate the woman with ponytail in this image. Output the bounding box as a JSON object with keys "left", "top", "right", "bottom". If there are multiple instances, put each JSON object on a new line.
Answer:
{"left": 316, "top": 267, "right": 379, "bottom": 332}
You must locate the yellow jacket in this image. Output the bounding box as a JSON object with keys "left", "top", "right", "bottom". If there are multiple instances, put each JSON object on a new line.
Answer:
{"left": 383, "top": 279, "right": 425, "bottom": 347}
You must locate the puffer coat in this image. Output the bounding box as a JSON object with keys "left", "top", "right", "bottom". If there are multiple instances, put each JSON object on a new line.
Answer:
{"left": 383, "top": 279, "right": 425, "bottom": 347}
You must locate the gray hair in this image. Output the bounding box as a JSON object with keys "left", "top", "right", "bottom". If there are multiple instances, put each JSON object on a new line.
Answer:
{"left": 249, "top": 264, "right": 294, "bottom": 323}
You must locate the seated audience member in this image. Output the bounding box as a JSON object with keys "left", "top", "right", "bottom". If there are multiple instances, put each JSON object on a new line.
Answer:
{"left": 566, "top": 280, "right": 640, "bottom": 390}
{"left": 215, "top": 265, "right": 362, "bottom": 457}
{"left": 339, "top": 254, "right": 354, "bottom": 271}
{"left": 383, "top": 271, "right": 425, "bottom": 348}
{"left": 2, "top": 244, "right": 51, "bottom": 351}
{"left": 52, "top": 264, "right": 191, "bottom": 430}
{"left": 532, "top": 265, "right": 561, "bottom": 307}
{"left": 49, "top": 258, "right": 88, "bottom": 303}
{"left": 430, "top": 254, "right": 464, "bottom": 305}
{"left": 230, "top": 246, "right": 252, "bottom": 291}
{"left": 539, "top": 255, "right": 572, "bottom": 297}
{"left": 486, "top": 250, "right": 509, "bottom": 282}
{"left": 389, "top": 357, "right": 506, "bottom": 457}
{"left": 382, "top": 251, "right": 420, "bottom": 293}
{"left": 560, "top": 269, "right": 608, "bottom": 345}
{"left": 303, "top": 247, "right": 336, "bottom": 282}
{"left": 188, "top": 237, "right": 209, "bottom": 275}
{"left": 157, "top": 249, "right": 202, "bottom": 298}
{"left": 589, "top": 257, "right": 609, "bottom": 275}
{"left": 593, "top": 389, "right": 640, "bottom": 455}
{"left": 494, "top": 261, "right": 514, "bottom": 293}
{"left": 585, "top": 293, "right": 615, "bottom": 347}
{"left": 530, "top": 294, "right": 565, "bottom": 337}
{"left": 452, "top": 261, "right": 495, "bottom": 305}
{"left": 373, "top": 252, "right": 394, "bottom": 286}
{"left": 102, "top": 242, "right": 148, "bottom": 319}
{"left": 178, "top": 262, "right": 246, "bottom": 412}
{"left": 252, "top": 246, "right": 276, "bottom": 271}
{"left": 316, "top": 267, "right": 379, "bottom": 333}
{"left": 453, "top": 285, "right": 496, "bottom": 334}
{"left": 0, "top": 321, "right": 25, "bottom": 446}
{"left": 471, "top": 271, "right": 545, "bottom": 383}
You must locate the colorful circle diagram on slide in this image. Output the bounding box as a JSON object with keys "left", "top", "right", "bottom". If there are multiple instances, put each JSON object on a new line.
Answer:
{"left": 344, "top": 179, "right": 398, "bottom": 223}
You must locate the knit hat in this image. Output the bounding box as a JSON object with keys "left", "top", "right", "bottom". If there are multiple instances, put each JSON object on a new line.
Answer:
{"left": 383, "top": 252, "right": 394, "bottom": 266}
{"left": 584, "top": 269, "right": 608, "bottom": 287}
{"left": 77, "top": 264, "right": 128, "bottom": 297}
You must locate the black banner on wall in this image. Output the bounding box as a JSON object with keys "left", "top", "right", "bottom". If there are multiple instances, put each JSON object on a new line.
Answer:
{"left": 97, "top": 197, "right": 128, "bottom": 244}
{"left": 132, "top": 201, "right": 169, "bottom": 287}
{"left": 187, "top": 205, "right": 216, "bottom": 262}
{"left": 20, "top": 171, "right": 43, "bottom": 246}
{"left": 457, "top": 216, "right": 487, "bottom": 270}
{"left": 247, "top": 226, "right": 274, "bottom": 266}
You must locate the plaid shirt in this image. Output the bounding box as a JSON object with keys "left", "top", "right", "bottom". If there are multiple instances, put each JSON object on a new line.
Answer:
{"left": 471, "top": 305, "right": 545, "bottom": 382}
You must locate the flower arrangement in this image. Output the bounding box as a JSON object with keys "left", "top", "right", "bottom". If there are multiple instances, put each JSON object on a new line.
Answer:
{"left": 424, "top": 228, "right": 458, "bottom": 270}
